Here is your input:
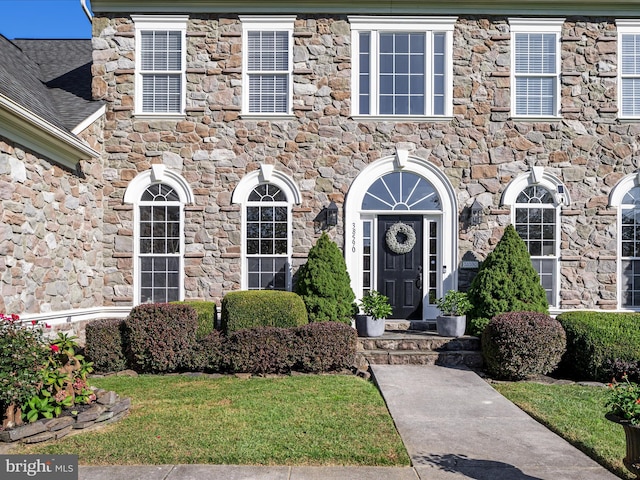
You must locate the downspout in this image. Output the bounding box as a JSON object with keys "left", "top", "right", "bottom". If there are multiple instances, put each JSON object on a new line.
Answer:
{"left": 80, "top": 0, "right": 93, "bottom": 22}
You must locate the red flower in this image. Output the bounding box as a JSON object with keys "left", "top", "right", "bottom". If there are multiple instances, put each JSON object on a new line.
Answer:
{"left": 635, "top": 399, "right": 640, "bottom": 405}
{"left": 11, "top": 314, "right": 19, "bottom": 321}
{"left": 31, "top": 320, "right": 37, "bottom": 325}
{"left": 50, "top": 344, "right": 60, "bottom": 353}
{"left": 45, "top": 323, "right": 51, "bottom": 328}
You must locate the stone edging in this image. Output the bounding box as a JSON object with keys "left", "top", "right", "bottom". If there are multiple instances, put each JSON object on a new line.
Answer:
{"left": 0, "top": 390, "right": 130, "bottom": 445}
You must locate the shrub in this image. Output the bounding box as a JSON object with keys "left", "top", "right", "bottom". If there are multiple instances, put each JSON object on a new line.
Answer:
{"left": 294, "top": 322, "right": 357, "bottom": 373}
{"left": 0, "top": 315, "right": 49, "bottom": 428}
{"left": 220, "top": 290, "right": 308, "bottom": 334}
{"left": 125, "top": 303, "right": 198, "bottom": 373}
{"left": 227, "top": 327, "right": 297, "bottom": 374}
{"left": 295, "top": 232, "right": 357, "bottom": 324}
{"left": 467, "top": 317, "right": 490, "bottom": 338}
{"left": 187, "top": 330, "right": 228, "bottom": 373}
{"left": 171, "top": 300, "right": 217, "bottom": 339}
{"left": 482, "top": 311, "right": 566, "bottom": 380}
{"left": 557, "top": 312, "right": 640, "bottom": 382}
{"left": 85, "top": 318, "right": 127, "bottom": 373}
{"left": 468, "top": 225, "right": 548, "bottom": 320}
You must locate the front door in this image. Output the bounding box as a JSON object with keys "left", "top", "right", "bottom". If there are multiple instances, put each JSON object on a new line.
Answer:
{"left": 378, "top": 215, "right": 423, "bottom": 319}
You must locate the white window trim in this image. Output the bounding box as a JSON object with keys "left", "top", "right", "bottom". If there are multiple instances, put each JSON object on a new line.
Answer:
{"left": 124, "top": 167, "right": 194, "bottom": 305}
{"left": 509, "top": 18, "right": 564, "bottom": 120}
{"left": 502, "top": 169, "right": 567, "bottom": 309}
{"left": 617, "top": 20, "right": 640, "bottom": 120}
{"left": 132, "top": 14, "right": 188, "bottom": 118}
{"left": 349, "top": 16, "right": 456, "bottom": 118}
{"left": 240, "top": 15, "right": 296, "bottom": 117}
{"left": 232, "top": 166, "right": 301, "bottom": 291}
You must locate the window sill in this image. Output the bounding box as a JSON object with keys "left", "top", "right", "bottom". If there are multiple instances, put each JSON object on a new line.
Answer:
{"left": 510, "top": 116, "right": 562, "bottom": 122}
{"left": 618, "top": 117, "right": 640, "bottom": 123}
{"left": 239, "top": 114, "right": 296, "bottom": 120}
{"left": 133, "top": 113, "right": 186, "bottom": 120}
{"left": 350, "top": 115, "right": 453, "bottom": 122}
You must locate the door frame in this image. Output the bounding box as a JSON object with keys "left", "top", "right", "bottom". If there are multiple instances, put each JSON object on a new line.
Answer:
{"left": 344, "top": 152, "right": 458, "bottom": 321}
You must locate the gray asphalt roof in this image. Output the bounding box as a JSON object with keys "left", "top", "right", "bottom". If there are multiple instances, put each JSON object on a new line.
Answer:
{"left": 0, "top": 35, "right": 102, "bottom": 133}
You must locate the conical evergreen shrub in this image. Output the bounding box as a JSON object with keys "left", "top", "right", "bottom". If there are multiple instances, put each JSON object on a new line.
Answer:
{"left": 468, "top": 224, "right": 549, "bottom": 320}
{"left": 294, "top": 232, "right": 357, "bottom": 324}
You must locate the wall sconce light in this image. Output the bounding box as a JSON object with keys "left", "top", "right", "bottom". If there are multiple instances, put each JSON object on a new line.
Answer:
{"left": 469, "top": 199, "right": 483, "bottom": 226}
{"left": 326, "top": 201, "right": 339, "bottom": 227}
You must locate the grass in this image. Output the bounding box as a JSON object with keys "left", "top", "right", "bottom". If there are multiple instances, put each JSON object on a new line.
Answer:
{"left": 15, "top": 374, "right": 410, "bottom": 467}
{"left": 494, "top": 381, "right": 632, "bottom": 480}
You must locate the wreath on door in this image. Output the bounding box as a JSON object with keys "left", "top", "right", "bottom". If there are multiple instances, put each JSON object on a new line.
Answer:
{"left": 385, "top": 222, "right": 416, "bottom": 255}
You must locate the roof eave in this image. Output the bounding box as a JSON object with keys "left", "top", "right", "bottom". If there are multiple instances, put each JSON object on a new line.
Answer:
{"left": 0, "top": 94, "right": 100, "bottom": 170}
{"left": 90, "top": 0, "right": 640, "bottom": 16}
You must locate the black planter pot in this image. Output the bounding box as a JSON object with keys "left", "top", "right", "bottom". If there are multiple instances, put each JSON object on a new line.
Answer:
{"left": 606, "top": 413, "right": 640, "bottom": 478}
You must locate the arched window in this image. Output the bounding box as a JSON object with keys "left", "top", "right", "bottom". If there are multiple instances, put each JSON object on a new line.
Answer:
{"left": 138, "top": 183, "right": 182, "bottom": 303}
{"left": 514, "top": 185, "right": 558, "bottom": 306}
{"left": 246, "top": 183, "right": 290, "bottom": 290}
{"left": 620, "top": 185, "right": 640, "bottom": 307}
{"left": 362, "top": 171, "right": 441, "bottom": 211}
{"left": 124, "top": 166, "right": 193, "bottom": 305}
{"left": 502, "top": 169, "right": 566, "bottom": 308}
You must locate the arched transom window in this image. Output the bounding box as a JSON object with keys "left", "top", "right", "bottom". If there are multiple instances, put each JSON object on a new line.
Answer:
{"left": 621, "top": 186, "right": 640, "bottom": 307}
{"left": 139, "top": 183, "right": 182, "bottom": 303}
{"left": 246, "top": 183, "right": 290, "bottom": 290}
{"left": 362, "top": 171, "right": 441, "bottom": 211}
{"left": 514, "top": 185, "right": 558, "bottom": 305}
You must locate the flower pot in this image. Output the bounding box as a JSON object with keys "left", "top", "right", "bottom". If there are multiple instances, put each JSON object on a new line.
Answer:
{"left": 436, "top": 315, "right": 466, "bottom": 337}
{"left": 607, "top": 413, "right": 640, "bottom": 478}
{"left": 355, "top": 314, "right": 385, "bottom": 337}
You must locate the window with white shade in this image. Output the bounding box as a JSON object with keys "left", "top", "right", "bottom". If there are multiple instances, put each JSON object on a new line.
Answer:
{"left": 618, "top": 20, "right": 640, "bottom": 118}
{"left": 133, "top": 15, "right": 187, "bottom": 115}
{"left": 510, "top": 18, "right": 564, "bottom": 117}
{"left": 349, "top": 16, "right": 456, "bottom": 117}
{"left": 241, "top": 16, "right": 295, "bottom": 115}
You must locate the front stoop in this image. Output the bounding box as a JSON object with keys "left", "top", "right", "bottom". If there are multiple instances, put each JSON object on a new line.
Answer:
{"left": 357, "top": 331, "right": 483, "bottom": 368}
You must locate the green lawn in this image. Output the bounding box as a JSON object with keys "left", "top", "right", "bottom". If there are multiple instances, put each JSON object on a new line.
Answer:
{"left": 15, "top": 374, "right": 410, "bottom": 467}
{"left": 494, "top": 381, "right": 631, "bottom": 480}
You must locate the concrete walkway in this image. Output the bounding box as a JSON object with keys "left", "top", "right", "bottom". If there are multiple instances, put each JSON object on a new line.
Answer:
{"left": 78, "top": 365, "right": 622, "bottom": 480}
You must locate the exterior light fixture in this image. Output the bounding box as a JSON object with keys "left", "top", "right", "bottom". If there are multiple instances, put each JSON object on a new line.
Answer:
{"left": 470, "top": 199, "right": 483, "bottom": 226}
{"left": 326, "top": 201, "right": 339, "bottom": 227}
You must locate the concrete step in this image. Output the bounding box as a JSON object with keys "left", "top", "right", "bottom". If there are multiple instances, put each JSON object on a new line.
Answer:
{"left": 361, "top": 349, "right": 483, "bottom": 368}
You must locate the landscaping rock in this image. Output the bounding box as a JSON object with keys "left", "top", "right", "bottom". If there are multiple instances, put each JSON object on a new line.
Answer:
{"left": 54, "top": 426, "right": 74, "bottom": 440}
{"left": 107, "top": 398, "right": 131, "bottom": 415}
{"left": 77, "top": 405, "right": 106, "bottom": 423}
{"left": 0, "top": 421, "right": 47, "bottom": 442}
{"left": 42, "top": 416, "right": 75, "bottom": 431}
{"left": 21, "top": 431, "right": 55, "bottom": 444}
{"left": 97, "top": 390, "right": 118, "bottom": 405}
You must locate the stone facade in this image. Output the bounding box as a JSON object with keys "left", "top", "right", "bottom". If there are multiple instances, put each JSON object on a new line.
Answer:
{"left": 0, "top": 122, "right": 105, "bottom": 315}
{"left": 89, "top": 11, "right": 640, "bottom": 315}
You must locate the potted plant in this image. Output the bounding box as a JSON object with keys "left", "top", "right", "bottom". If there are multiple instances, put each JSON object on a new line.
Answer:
{"left": 605, "top": 374, "right": 640, "bottom": 478}
{"left": 435, "top": 290, "right": 472, "bottom": 337}
{"left": 355, "top": 290, "right": 393, "bottom": 337}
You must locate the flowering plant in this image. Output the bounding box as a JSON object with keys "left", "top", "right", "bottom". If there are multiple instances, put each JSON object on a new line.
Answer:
{"left": 605, "top": 374, "right": 640, "bottom": 425}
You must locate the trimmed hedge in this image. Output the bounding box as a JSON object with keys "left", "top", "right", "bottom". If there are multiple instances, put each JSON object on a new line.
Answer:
{"left": 220, "top": 290, "right": 308, "bottom": 334}
{"left": 294, "top": 322, "right": 357, "bottom": 373}
{"left": 557, "top": 311, "right": 640, "bottom": 382}
{"left": 187, "top": 330, "right": 227, "bottom": 373}
{"left": 125, "top": 303, "right": 198, "bottom": 373}
{"left": 171, "top": 300, "right": 217, "bottom": 339}
{"left": 482, "top": 311, "right": 566, "bottom": 380}
{"left": 223, "top": 322, "right": 357, "bottom": 375}
{"left": 85, "top": 318, "right": 127, "bottom": 373}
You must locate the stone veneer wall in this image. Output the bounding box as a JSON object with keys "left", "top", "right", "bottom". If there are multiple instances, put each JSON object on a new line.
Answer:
{"left": 0, "top": 124, "right": 105, "bottom": 315}
{"left": 92, "top": 13, "right": 637, "bottom": 311}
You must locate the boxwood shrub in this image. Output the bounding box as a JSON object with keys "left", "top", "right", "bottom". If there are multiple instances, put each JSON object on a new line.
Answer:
{"left": 482, "top": 311, "right": 566, "bottom": 380}
{"left": 125, "top": 303, "right": 198, "bottom": 373}
{"left": 171, "top": 300, "right": 217, "bottom": 339}
{"left": 220, "top": 290, "right": 308, "bottom": 334}
{"left": 557, "top": 311, "right": 640, "bottom": 382}
{"left": 85, "top": 318, "right": 127, "bottom": 373}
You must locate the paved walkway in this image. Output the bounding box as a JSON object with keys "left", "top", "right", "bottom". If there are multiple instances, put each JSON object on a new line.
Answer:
{"left": 78, "top": 365, "right": 622, "bottom": 480}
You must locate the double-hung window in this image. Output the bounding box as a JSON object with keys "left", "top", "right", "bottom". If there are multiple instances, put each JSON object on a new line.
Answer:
{"left": 510, "top": 18, "right": 564, "bottom": 118}
{"left": 240, "top": 16, "right": 295, "bottom": 116}
{"left": 132, "top": 15, "right": 187, "bottom": 116}
{"left": 349, "top": 16, "right": 456, "bottom": 117}
{"left": 618, "top": 20, "right": 640, "bottom": 119}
